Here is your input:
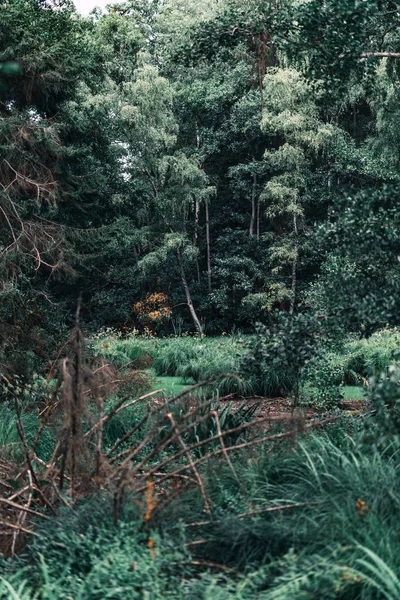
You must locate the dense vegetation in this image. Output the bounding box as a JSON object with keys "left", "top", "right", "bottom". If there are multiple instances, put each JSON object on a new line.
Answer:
{"left": 1, "top": 0, "right": 400, "bottom": 597}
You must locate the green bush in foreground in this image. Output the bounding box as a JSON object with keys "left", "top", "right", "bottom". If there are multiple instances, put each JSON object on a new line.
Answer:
{"left": 2, "top": 420, "right": 400, "bottom": 599}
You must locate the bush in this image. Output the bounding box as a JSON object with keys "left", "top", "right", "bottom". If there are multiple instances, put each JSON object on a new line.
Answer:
{"left": 0, "top": 497, "right": 191, "bottom": 600}
{"left": 343, "top": 328, "right": 400, "bottom": 382}
{"left": 362, "top": 364, "right": 400, "bottom": 450}
{"left": 306, "top": 354, "right": 345, "bottom": 410}
{"left": 240, "top": 312, "right": 321, "bottom": 398}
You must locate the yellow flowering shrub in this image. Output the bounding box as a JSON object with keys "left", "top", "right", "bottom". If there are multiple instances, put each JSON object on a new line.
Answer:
{"left": 133, "top": 293, "right": 172, "bottom": 331}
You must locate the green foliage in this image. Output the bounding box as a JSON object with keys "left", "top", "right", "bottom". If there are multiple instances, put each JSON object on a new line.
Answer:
{"left": 344, "top": 329, "right": 400, "bottom": 381}
{"left": 310, "top": 186, "right": 400, "bottom": 333}
{"left": 0, "top": 498, "right": 191, "bottom": 599}
{"left": 93, "top": 333, "right": 253, "bottom": 396}
{"left": 4, "top": 4, "right": 400, "bottom": 599}
{"left": 0, "top": 402, "right": 54, "bottom": 462}
{"left": 241, "top": 312, "right": 321, "bottom": 397}
{"left": 362, "top": 364, "right": 400, "bottom": 450}
{"left": 4, "top": 425, "right": 400, "bottom": 598}
{"left": 306, "top": 355, "right": 345, "bottom": 410}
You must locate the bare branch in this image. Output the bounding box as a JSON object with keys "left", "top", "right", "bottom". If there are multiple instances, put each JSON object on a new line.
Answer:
{"left": 167, "top": 412, "right": 211, "bottom": 513}
{"left": 0, "top": 498, "right": 50, "bottom": 520}
{"left": 360, "top": 51, "right": 400, "bottom": 58}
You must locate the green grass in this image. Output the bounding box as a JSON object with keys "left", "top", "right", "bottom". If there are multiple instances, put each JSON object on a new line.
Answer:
{"left": 343, "top": 385, "right": 367, "bottom": 400}
{"left": 152, "top": 374, "right": 191, "bottom": 396}
{"left": 339, "top": 328, "right": 400, "bottom": 384}
{"left": 2, "top": 422, "right": 400, "bottom": 599}
{"left": 92, "top": 332, "right": 377, "bottom": 404}
{"left": 0, "top": 403, "right": 54, "bottom": 462}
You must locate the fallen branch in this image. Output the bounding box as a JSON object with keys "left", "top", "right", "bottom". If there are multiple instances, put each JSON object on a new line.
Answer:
{"left": 138, "top": 411, "right": 315, "bottom": 483}
{"left": 107, "top": 378, "right": 217, "bottom": 460}
{"left": 14, "top": 395, "right": 56, "bottom": 515}
{"left": 85, "top": 389, "right": 163, "bottom": 439}
{"left": 167, "top": 412, "right": 211, "bottom": 513}
{"left": 211, "top": 410, "right": 242, "bottom": 488}
{"left": 0, "top": 520, "right": 39, "bottom": 537}
{"left": 184, "top": 501, "right": 321, "bottom": 528}
{"left": 0, "top": 497, "right": 50, "bottom": 520}
{"left": 145, "top": 416, "right": 341, "bottom": 490}
{"left": 114, "top": 394, "right": 237, "bottom": 474}
{"left": 182, "top": 560, "right": 234, "bottom": 572}
{"left": 360, "top": 51, "right": 400, "bottom": 58}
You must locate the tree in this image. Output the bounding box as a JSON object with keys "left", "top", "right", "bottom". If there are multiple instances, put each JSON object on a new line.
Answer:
{"left": 260, "top": 68, "right": 344, "bottom": 313}
{"left": 0, "top": 0, "right": 99, "bottom": 373}
{"left": 138, "top": 233, "right": 204, "bottom": 334}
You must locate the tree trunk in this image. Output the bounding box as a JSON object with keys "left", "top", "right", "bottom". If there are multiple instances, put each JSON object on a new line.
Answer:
{"left": 183, "top": 207, "right": 187, "bottom": 233}
{"left": 205, "top": 200, "right": 211, "bottom": 293}
{"left": 194, "top": 199, "right": 200, "bottom": 246}
{"left": 290, "top": 212, "right": 298, "bottom": 315}
{"left": 256, "top": 195, "right": 260, "bottom": 240}
{"left": 178, "top": 250, "right": 203, "bottom": 335}
{"left": 193, "top": 199, "right": 201, "bottom": 282}
{"left": 249, "top": 172, "right": 257, "bottom": 236}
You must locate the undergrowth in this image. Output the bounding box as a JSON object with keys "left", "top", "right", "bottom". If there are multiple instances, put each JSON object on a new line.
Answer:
{"left": 92, "top": 327, "right": 400, "bottom": 403}
{"left": 2, "top": 326, "right": 400, "bottom": 598}
{"left": 2, "top": 424, "right": 400, "bottom": 599}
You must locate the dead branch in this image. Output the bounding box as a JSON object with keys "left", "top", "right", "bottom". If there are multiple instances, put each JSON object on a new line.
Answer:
{"left": 0, "top": 498, "right": 50, "bottom": 520}
{"left": 107, "top": 379, "right": 218, "bottom": 462}
{"left": 85, "top": 388, "right": 164, "bottom": 439}
{"left": 0, "top": 521, "right": 40, "bottom": 537}
{"left": 167, "top": 412, "right": 211, "bottom": 513}
{"left": 211, "top": 410, "right": 242, "bottom": 488}
{"left": 360, "top": 51, "right": 400, "bottom": 58}
{"left": 184, "top": 501, "right": 324, "bottom": 528}
{"left": 182, "top": 560, "right": 234, "bottom": 572}
{"left": 143, "top": 416, "right": 341, "bottom": 490}
{"left": 112, "top": 395, "right": 234, "bottom": 473}
{"left": 14, "top": 394, "right": 56, "bottom": 514}
{"left": 136, "top": 411, "right": 305, "bottom": 483}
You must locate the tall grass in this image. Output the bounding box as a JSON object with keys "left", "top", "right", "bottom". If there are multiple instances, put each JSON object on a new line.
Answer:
{"left": 0, "top": 403, "right": 54, "bottom": 462}
{"left": 92, "top": 333, "right": 301, "bottom": 397}
{"left": 93, "top": 334, "right": 254, "bottom": 396}
{"left": 340, "top": 328, "right": 400, "bottom": 384}
{"left": 2, "top": 424, "right": 400, "bottom": 598}
{"left": 183, "top": 427, "right": 400, "bottom": 598}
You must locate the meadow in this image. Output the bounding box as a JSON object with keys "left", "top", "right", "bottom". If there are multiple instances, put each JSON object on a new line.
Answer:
{"left": 91, "top": 328, "right": 399, "bottom": 403}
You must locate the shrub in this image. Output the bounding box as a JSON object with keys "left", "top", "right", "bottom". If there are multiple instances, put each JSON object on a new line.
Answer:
{"left": 133, "top": 292, "right": 172, "bottom": 333}
{"left": 343, "top": 328, "right": 400, "bottom": 382}
{"left": 240, "top": 312, "right": 321, "bottom": 398}
{"left": 306, "top": 354, "right": 345, "bottom": 410}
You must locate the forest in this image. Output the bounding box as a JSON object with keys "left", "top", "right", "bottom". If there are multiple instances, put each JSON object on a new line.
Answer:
{"left": 1, "top": 0, "right": 400, "bottom": 597}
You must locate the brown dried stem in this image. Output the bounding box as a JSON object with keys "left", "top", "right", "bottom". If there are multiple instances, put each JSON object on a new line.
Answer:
{"left": 142, "top": 416, "right": 340, "bottom": 490}
{"left": 167, "top": 412, "right": 211, "bottom": 513}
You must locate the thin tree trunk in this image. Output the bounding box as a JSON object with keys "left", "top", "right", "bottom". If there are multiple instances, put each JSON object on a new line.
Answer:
{"left": 178, "top": 250, "right": 203, "bottom": 335}
{"left": 194, "top": 199, "right": 200, "bottom": 245}
{"left": 205, "top": 200, "right": 211, "bottom": 293}
{"left": 256, "top": 195, "right": 260, "bottom": 240}
{"left": 290, "top": 212, "right": 298, "bottom": 315}
{"left": 183, "top": 207, "right": 187, "bottom": 233}
{"left": 194, "top": 199, "right": 201, "bottom": 282}
{"left": 249, "top": 173, "right": 257, "bottom": 236}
